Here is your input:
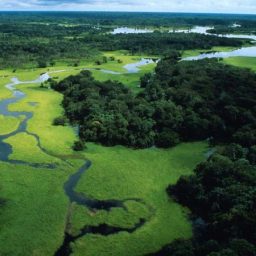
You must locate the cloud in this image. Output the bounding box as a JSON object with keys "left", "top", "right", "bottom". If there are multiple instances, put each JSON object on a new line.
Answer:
{"left": 0, "top": 0, "right": 255, "bottom": 14}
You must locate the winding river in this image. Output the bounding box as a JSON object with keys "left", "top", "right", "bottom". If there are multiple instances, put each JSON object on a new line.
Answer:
{"left": 0, "top": 61, "right": 154, "bottom": 256}
{"left": 0, "top": 75, "right": 56, "bottom": 168}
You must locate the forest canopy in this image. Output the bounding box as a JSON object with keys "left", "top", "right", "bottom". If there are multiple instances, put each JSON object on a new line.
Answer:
{"left": 52, "top": 56, "right": 256, "bottom": 149}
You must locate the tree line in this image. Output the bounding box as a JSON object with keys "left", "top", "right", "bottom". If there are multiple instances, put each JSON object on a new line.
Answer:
{"left": 81, "top": 32, "right": 243, "bottom": 55}
{"left": 153, "top": 142, "right": 256, "bottom": 256}
{"left": 0, "top": 14, "right": 245, "bottom": 68}
{"left": 51, "top": 54, "right": 256, "bottom": 150}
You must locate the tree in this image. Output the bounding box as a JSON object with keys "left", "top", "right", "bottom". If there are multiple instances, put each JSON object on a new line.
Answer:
{"left": 53, "top": 116, "right": 68, "bottom": 126}
{"left": 37, "top": 59, "right": 47, "bottom": 68}
{"left": 248, "top": 146, "right": 256, "bottom": 165}
{"left": 155, "top": 130, "right": 180, "bottom": 148}
{"left": 222, "top": 143, "right": 245, "bottom": 161}
{"left": 230, "top": 239, "right": 256, "bottom": 256}
{"left": 73, "top": 140, "right": 86, "bottom": 151}
{"left": 153, "top": 239, "right": 195, "bottom": 256}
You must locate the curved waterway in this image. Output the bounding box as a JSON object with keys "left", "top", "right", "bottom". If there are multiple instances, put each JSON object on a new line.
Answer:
{"left": 0, "top": 74, "right": 56, "bottom": 168}
{"left": 55, "top": 160, "right": 152, "bottom": 256}
{"left": 84, "top": 57, "right": 158, "bottom": 74}
{"left": 0, "top": 70, "right": 153, "bottom": 256}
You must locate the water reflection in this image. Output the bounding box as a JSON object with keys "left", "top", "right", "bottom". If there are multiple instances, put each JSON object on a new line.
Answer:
{"left": 183, "top": 46, "right": 256, "bottom": 61}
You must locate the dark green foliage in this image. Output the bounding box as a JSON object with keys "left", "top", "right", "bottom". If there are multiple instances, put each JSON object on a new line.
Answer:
{"left": 73, "top": 140, "right": 86, "bottom": 151}
{"left": 230, "top": 239, "right": 256, "bottom": 256}
{"left": 155, "top": 130, "right": 180, "bottom": 148}
{"left": 0, "top": 186, "right": 6, "bottom": 214}
{"left": 52, "top": 70, "right": 156, "bottom": 148}
{"left": 140, "top": 73, "right": 153, "bottom": 88}
{"left": 37, "top": 59, "right": 47, "bottom": 68}
{"left": 83, "top": 32, "right": 242, "bottom": 55}
{"left": 164, "top": 145, "right": 256, "bottom": 255}
{"left": 153, "top": 57, "right": 256, "bottom": 145}
{"left": 222, "top": 143, "right": 246, "bottom": 161}
{"left": 0, "top": 12, "right": 245, "bottom": 68}
{"left": 152, "top": 239, "right": 195, "bottom": 256}
{"left": 0, "top": 198, "right": 6, "bottom": 207}
{"left": 248, "top": 146, "right": 256, "bottom": 165}
{"left": 52, "top": 116, "right": 68, "bottom": 126}
{"left": 52, "top": 56, "right": 256, "bottom": 149}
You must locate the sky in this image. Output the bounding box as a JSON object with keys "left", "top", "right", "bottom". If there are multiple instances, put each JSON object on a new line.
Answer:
{"left": 0, "top": 0, "right": 256, "bottom": 14}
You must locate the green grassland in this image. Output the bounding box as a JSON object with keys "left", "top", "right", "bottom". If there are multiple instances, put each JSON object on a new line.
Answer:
{"left": 52, "top": 51, "right": 157, "bottom": 92}
{"left": 1, "top": 51, "right": 207, "bottom": 256}
{"left": 0, "top": 115, "right": 23, "bottom": 136}
{"left": 69, "top": 142, "right": 208, "bottom": 256}
{"left": 0, "top": 74, "right": 15, "bottom": 100}
{"left": 91, "top": 63, "right": 156, "bottom": 92}
{"left": 0, "top": 162, "right": 70, "bottom": 256}
{"left": 222, "top": 56, "right": 256, "bottom": 72}
{"left": 8, "top": 83, "right": 76, "bottom": 156}
{"left": 4, "top": 132, "right": 62, "bottom": 164}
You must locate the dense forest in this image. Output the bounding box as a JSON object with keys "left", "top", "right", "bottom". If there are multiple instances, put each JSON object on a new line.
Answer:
{"left": 1, "top": 11, "right": 253, "bottom": 68}
{"left": 208, "top": 26, "right": 256, "bottom": 35}
{"left": 207, "top": 20, "right": 256, "bottom": 35}
{"left": 1, "top": 12, "right": 256, "bottom": 27}
{"left": 52, "top": 56, "right": 256, "bottom": 149}
{"left": 81, "top": 33, "right": 243, "bottom": 54}
{"left": 0, "top": 28, "right": 243, "bottom": 68}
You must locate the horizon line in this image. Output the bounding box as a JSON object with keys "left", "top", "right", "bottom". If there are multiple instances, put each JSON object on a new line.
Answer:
{"left": 0, "top": 10, "right": 255, "bottom": 15}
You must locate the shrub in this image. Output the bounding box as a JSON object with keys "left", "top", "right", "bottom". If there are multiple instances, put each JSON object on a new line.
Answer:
{"left": 52, "top": 116, "right": 67, "bottom": 126}
{"left": 73, "top": 140, "right": 86, "bottom": 151}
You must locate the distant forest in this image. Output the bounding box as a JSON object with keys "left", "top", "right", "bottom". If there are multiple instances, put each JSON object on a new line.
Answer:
{"left": 1, "top": 12, "right": 256, "bottom": 26}
{"left": 0, "top": 12, "right": 254, "bottom": 68}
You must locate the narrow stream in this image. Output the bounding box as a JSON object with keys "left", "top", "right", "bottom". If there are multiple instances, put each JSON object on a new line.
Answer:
{"left": 55, "top": 160, "right": 150, "bottom": 256}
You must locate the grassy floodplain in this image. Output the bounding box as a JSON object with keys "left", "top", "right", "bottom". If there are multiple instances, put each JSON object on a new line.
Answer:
{"left": 70, "top": 142, "right": 208, "bottom": 256}
{"left": 0, "top": 51, "right": 208, "bottom": 256}
{"left": 0, "top": 115, "right": 23, "bottom": 136}
{"left": 54, "top": 51, "right": 157, "bottom": 92}
{"left": 222, "top": 56, "right": 256, "bottom": 71}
